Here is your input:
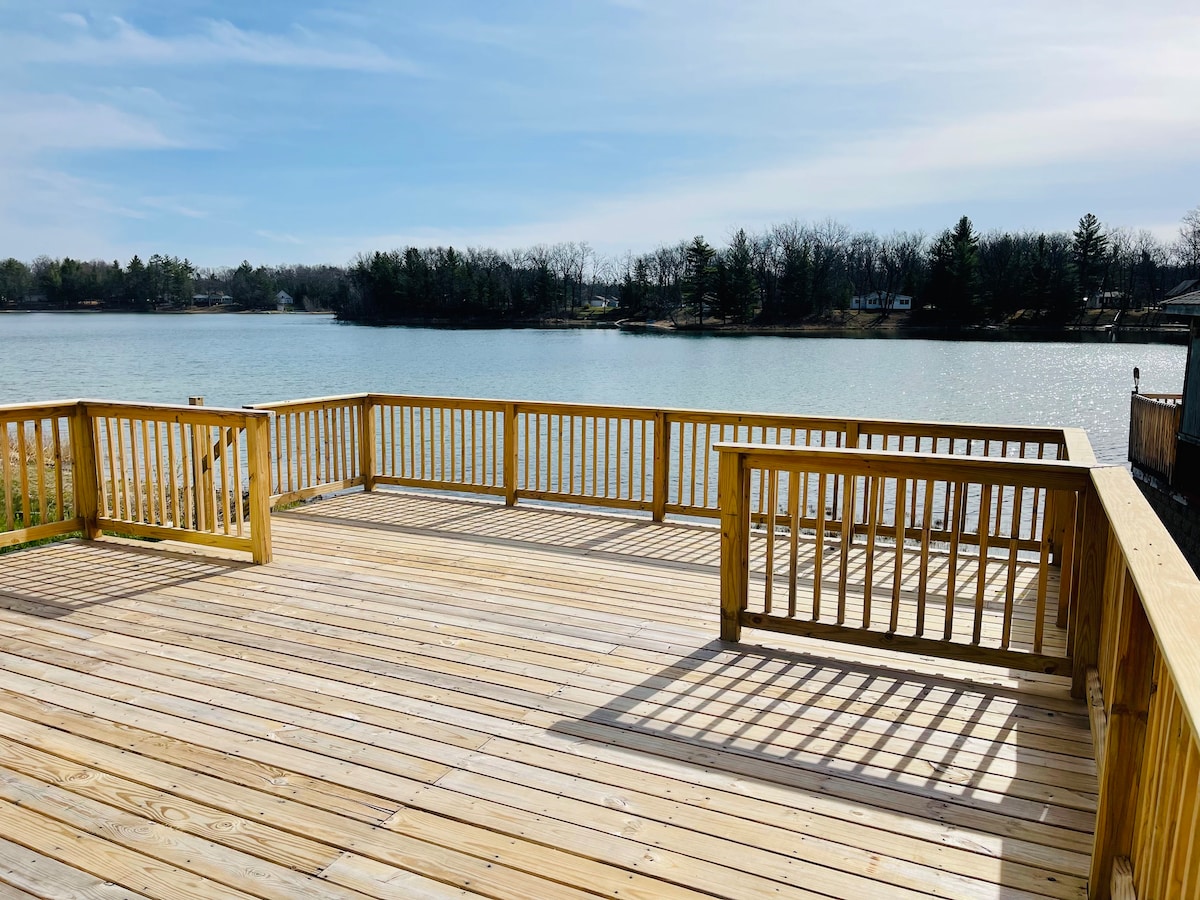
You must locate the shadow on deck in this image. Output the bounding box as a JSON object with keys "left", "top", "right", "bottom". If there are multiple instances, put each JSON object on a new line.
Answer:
{"left": 0, "top": 490, "right": 1093, "bottom": 899}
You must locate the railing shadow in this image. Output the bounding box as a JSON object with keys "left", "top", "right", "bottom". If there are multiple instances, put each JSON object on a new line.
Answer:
{"left": 279, "top": 489, "right": 726, "bottom": 571}
{"left": 551, "top": 638, "right": 1095, "bottom": 895}
{"left": 0, "top": 538, "right": 251, "bottom": 618}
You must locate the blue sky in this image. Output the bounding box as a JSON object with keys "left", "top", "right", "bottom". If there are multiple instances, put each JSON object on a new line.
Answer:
{"left": 2, "top": 0, "right": 1198, "bottom": 267}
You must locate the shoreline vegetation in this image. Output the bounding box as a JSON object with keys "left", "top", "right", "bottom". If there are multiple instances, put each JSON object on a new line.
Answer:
{"left": 4, "top": 209, "right": 1198, "bottom": 343}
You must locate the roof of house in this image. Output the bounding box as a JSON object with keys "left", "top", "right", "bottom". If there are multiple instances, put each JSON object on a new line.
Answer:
{"left": 1166, "top": 278, "right": 1200, "bottom": 300}
{"left": 1162, "top": 289, "right": 1200, "bottom": 315}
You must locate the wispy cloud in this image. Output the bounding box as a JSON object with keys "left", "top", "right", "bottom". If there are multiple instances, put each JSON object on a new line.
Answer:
{"left": 12, "top": 16, "right": 421, "bottom": 74}
{"left": 255, "top": 230, "right": 306, "bottom": 245}
{"left": 0, "top": 93, "right": 177, "bottom": 156}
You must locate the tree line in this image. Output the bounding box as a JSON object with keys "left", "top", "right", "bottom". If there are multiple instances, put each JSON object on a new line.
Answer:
{"left": 3, "top": 207, "right": 1198, "bottom": 327}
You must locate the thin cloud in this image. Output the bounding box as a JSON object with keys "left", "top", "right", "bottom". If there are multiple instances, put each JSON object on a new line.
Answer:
{"left": 0, "top": 93, "right": 177, "bottom": 156}
{"left": 12, "top": 16, "right": 421, "bottom": 74}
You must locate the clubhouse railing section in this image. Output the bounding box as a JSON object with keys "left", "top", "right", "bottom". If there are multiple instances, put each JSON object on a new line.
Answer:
{"left": 0, "top": 400, "right": 272, "bottom": 562}
{"left": 715, "top": 443, "right": 1088, "bottom": 675}
{"left": 718, "top": 442, "right": 1200, "bottom": 899}
{"left": 1082, "top": 467, "right": 1200, "bottom": 899}
{"left": 1127, "top": 391, "right": 1182, "bottom": 481}
{"left": 249, "top": 393, "right": 1085, "bottom": 517}
{"left": 1, "top": 402, "right": 79, "bottom": 548}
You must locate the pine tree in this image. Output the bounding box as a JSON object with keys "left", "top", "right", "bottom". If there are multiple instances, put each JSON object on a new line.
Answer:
{"left": 926, "top": 216, "right": 979, "bottom": 322}
{"left": 1071, "top": 213, "right": 1108, "bottom": 308}
{"left": 683, "top": 236, "right": 715, "bottom": 324}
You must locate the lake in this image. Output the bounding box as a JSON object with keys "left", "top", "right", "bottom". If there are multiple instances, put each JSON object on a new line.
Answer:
{"left": 0, "top": 312, "right": 1185, "bottom": 465}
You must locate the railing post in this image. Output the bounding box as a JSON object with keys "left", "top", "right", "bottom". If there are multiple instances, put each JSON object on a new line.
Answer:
{"left": 652, "top": 410, "right": 669, "bottom": 522}
{"left": 361, "top": 395, "right": 377, "bottom": 492}
{"left": 69, "top": 402, "right": 102, "bottom": 540}
{"left": 1071, "top": 483, "right": 1108, "bottom": 699}
{"left": 246, "top": 414, "right": 273, "bottom": 565}
{"left": 504, "top": 402, "right": 518, "bottom": 506}
{"left": 1089, "top": 573, "right": 1154, "bottom": 900}
{"left": 718, "top": 447, "right": 749, "bottom": 642}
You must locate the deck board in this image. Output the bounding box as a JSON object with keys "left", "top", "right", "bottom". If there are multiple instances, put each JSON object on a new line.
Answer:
{"left": 0, "top": 491, "right": 1094, "bottom": 898}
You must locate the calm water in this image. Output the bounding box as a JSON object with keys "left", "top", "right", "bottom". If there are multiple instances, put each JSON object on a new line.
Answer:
{"left": 0, "top": 312, "right": 1185, "bottom": 465}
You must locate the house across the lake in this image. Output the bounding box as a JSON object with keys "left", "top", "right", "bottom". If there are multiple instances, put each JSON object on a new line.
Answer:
{"left": 275, "top": 290, "right": 294, "bottom": 311}
{"left": 849, "top": 290, "right": 912, "bottom": 311}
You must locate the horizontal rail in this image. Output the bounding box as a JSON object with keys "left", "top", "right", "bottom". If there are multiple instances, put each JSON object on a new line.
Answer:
{"left": 250, "top": 393, "right": 1085, "bottom": 522}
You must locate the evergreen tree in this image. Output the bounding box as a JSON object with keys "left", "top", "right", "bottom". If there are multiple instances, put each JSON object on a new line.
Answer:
{"left": 1071, "top": 213, "right": 1108, "bottom": 308}
{"left": 718, "top": 229, "right": 757, "bottom": 323}
{"left": 926, "top": 216, "right": 980, "bottom": 322}
{"left": 0, "top": 258, "right": 32, "bottom": 305}
{"left": 683, "top": 236, "right": 715, "bottom": 324}
{"left": 778, "top": 242, "right": 813, "bottom": 322}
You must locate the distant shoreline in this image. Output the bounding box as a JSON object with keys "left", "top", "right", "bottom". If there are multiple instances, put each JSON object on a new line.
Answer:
{"left": 3, "top": 306, "right": 1187, "bottom": 344}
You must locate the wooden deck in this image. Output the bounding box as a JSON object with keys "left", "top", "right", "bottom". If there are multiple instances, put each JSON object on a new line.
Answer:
{"left": 0, "top": 491, "right": 1094, "bottom": 899}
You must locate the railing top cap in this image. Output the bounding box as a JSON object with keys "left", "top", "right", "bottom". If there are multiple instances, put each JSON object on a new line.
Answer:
{"left": 80, "top": 399, "right": 270, "bottom": 418}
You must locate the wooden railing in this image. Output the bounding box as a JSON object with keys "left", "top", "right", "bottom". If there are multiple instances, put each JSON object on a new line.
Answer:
{"left": 1081, "top": 467, "right": 1200, "bottom": 899}
{"left": 249, "top": 394, "right": 369, "bottom": 505}
{"left": 0, "top": 402, "right": 81, "bottom": 549}
{"left": 716, "top": 442, "right": 1200, "bottom": 899}
{"left": 250, "top": 393, "right": 1086, "bottom": 518}
{"left": 0, "top": 400, "right": 272, "bottom": 562}
{"left": 1128, "top": 391, "right": 1182, "bottom": 480}
{"left": 715, "top": 443, "right": 1090, "bottom": 674}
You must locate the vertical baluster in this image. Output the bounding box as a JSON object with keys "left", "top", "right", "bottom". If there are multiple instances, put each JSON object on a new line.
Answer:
{"left": 139, "top": 419, "right": 153, "bottom": 523}
{"left": 566, "top": 414, "right": 575, "bottom": 495}
{"left": 178, "top": 422, "right": 192, "bottom": 529}
{"left": 945, "top": 481, "right": 964, "bottom": 641}
{"left": 972, "top": 482, "right": 993, "bottom": 645}
{"left": 677, "top": 421, "right": 687, "bottom": 508}
{"left": 236, "top": 427, "right": 247, "bottom": 536}
{"left": 1139, "top": 680, "right": 1177, "bottom": 900}
{"left": 216, "top": 426, "right": 228, "bottom": 534}
{"left": 615, "top": 417, "right": 624, "bottom": 500}
{"left": 701, "top": 422, "right": 713, "bottom": 509}
{"left": 862, "top": 475, "right": 881, "bottom": 628}
{"left": 1, "top": 423, "right": 13, "bottom": 528}
{"left": 589, "top": 416, "right": 598, "bottom": 497}
{"left": 763, "top": 468, "right": 776, "bottom": 615}
{"left": 554, "top": 413, "right": 563, "bottom": 494}
{"left": 32, "top": 420, "right": 45, "bottom": 525}
{"left": 524, "top": 412, "right": 532, "bottom": 492}
{"left": 837, "top": 473, "right": 856, "bottom": 625}
{"left": 114, "top": 418, "right": 131, "bottom": 521}
{"left": 458, "top": 407, "right": 466, "bottom": 483}
{"left": 813, "top": 470, "right": 827, "bottom": 619}
{"left": 421, "top": 404, "right": 429, "bottom": 481}
{"left": 102, "top": 418, "right": 117, "bottom": 520}
{"left": 889, "top": 476, "right": 907, "bottom": 634}
{"left": 1001, "top": 484, "right": 1025, "bottom": 649}
{"left": 916, "top": 478, "right": 934, "bottom": 637}
{"left": 153, "top": 420, "right": 167, "bottom": 525}
{"left": 203, "top": 422, "right": 217, "bottom": 532}
{"left": 787, "top": 469, "right": 801, "bottom": 617}
{"left": 302, "top": 410, "right": 313, "bottom": 486}
{"left": 166, "top": 421, "right": 179, "bottom": 528}
{"left": 278, "top": 414, "right": 288, "bottom": 494}
{"left": 190, "top": 423, "right": 205, "bottom": 532}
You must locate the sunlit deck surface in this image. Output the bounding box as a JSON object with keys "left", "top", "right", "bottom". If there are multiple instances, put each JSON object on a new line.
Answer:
{"left": 0, "top": 491, "right": 1093, "bottom": 899}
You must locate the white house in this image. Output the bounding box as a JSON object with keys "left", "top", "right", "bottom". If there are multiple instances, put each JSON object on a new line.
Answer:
{"left": 850, "top": 291, "right": 912, "bottom": 311}
{"left": 586, "top": 296, "right": 619, "bottom": 309}
{"left": 275, "top": 290, "right": 294, "bottom": 312}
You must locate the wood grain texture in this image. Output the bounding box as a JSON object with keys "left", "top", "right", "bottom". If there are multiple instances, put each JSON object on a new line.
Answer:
{"left": 0, "top": 491, "right": 1095, "bottom": 899}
